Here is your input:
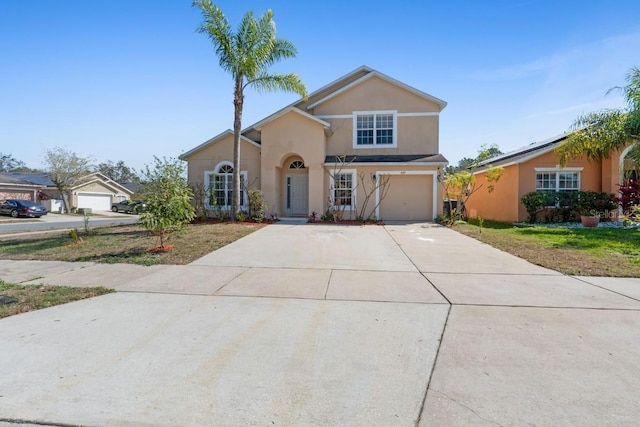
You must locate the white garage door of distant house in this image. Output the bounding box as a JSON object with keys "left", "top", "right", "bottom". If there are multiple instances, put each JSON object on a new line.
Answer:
{"left": 377, "top": 172, "right": 437, "bottom": 221}
{"left": 77, "top": 193, "right": 112, "bottom": 211}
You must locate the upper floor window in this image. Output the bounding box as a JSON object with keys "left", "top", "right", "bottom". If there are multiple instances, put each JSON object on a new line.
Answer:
{"left": 353, "top": 110, "right": 397, "bottom": 148}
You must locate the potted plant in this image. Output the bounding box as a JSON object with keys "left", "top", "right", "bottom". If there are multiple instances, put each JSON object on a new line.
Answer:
{"left": 574, "top": 191, "right": 616, "bottom": 227}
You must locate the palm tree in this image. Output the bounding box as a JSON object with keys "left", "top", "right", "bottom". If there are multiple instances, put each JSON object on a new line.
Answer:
{"left": 557, "top": 66, "right": 640, "bottom": 167}
{"left": 193, "top": 1, "right": 307, "bottom": 220}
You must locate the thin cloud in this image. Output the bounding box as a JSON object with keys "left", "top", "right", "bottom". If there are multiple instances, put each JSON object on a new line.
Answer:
{"left": 469, "top": 29, "right": 640, "bottom": 82}
{"left": 522, "top": 98, "right": 624, "bottom": 120}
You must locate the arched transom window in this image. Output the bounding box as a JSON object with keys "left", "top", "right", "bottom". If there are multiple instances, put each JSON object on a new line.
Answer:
{"left": 289, "top": 160, "right": 305, "bottom": 169}
{"left": 204, "top": 162, "right": 247, "bottom": 208}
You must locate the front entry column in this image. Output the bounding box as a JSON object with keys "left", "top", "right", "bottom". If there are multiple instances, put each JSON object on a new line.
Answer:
{"left": 261, "top": 166, "right": 279, "bottom": 217}
{"left": 307, "top": 164, "right": 325, "bottom": 216}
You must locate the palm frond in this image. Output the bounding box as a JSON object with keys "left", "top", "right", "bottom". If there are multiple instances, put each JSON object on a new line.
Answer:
{"left": 556, "top": 110, "right": 630, "bottom": 165}
{"left": 624, "top": 66, "right": 640, "bottom": 110}
{"left": 247, "top": 73, "right": 307, "bottom": 98}
{"left": 193, "top": 0, "right": 235, "bottom": 74}
{"left": 264, "top": 38, "right": 297, "bottom": 67}
{"left": 558, "top": 66, "right": 640, "bottom": 165}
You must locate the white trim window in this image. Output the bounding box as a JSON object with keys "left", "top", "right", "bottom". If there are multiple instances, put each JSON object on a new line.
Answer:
{"left": 204, "top": 162, "right": 247, "bottom": 209}
{"left": 535, "top": 168, "right": 581, "bottom": 192}
{"left": 330, "top": 169, "right": 356, "bottom": 210}
{"left": 353, "top": 110, "right": 397, "bottom": 148}
{"left": 535, "top": 167, "right": 581, "bottom": 207}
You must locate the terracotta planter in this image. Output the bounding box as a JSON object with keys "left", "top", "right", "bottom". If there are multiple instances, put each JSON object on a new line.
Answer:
{"left": 580, "top": 215, "right": 600, "bottom": 227}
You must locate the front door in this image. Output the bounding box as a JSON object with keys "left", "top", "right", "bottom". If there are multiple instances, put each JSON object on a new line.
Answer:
{"left": 286, "top": 174, "right": 309, "bottom": 215}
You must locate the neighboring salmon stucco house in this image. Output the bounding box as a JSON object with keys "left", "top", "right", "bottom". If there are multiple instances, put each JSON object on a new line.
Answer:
{"left": 180, "top": 66, "right": 448, "bottom": 221}
{"left": 465, "top": 133, "right": 633, "bottom": 223}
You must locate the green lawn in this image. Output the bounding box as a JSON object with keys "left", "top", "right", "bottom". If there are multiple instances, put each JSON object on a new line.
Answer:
{"left": 454, "top": 220, "right": 640, "bottom": 277}
{"left": 0, "top": 281, "right": 114, "bottom": 319}
{"left": 0, "top": 222, "right": 263, "bottom": 266}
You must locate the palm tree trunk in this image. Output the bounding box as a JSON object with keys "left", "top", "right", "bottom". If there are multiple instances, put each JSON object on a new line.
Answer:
{"left": 232, "top": 75, "right": 244, "bottom": 221}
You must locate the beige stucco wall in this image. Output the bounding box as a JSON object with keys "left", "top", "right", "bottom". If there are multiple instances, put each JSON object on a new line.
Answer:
{"left": 323, "top": 164, "right": 442, "bottom": 221}
{"left": 260, "top": 110, "right": 327, "bottom": 216}
{"left": 312, "top": 75, "right": 442, "bottom": 115}
{"left": 310, "top": 76, "right": 441, "bottom": 157}
{"left": 184, "top": 134, "right": 261, "bottom": 193}
{"left": 75, "top": 181, "right": 115, "bottom": 194}
{"left": 295, "top": 69, "right": 370, "bottom": 111}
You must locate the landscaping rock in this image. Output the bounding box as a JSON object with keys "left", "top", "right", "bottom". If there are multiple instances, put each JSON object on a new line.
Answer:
{"left": 0, "top": 295, "right": 18, "bottom": 305}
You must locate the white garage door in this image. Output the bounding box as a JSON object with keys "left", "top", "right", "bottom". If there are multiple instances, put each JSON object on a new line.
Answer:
{"left": 379, "top": 175, "right": 434, "bottom": 221}
{"left": 77, "top": 193, "right": 112, "bottom": 211}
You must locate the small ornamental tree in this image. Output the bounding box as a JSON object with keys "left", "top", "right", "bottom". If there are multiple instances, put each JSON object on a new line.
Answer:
{"left": 443, "top": 166, "right": 504, "bottom": 221}
{"left": 138, "top": 157, "right": 195, "bottom": 250}
{"left": 44, "top": 147, "right": 93, "bottom": 213}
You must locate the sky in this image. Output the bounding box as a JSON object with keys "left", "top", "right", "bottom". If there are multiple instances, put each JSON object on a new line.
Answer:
{"left": 1, "top": 0, "right": 639, "bottom": 172}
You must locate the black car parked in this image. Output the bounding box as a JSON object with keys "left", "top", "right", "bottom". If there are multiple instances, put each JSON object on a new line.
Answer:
{"left": 111, "top": 200, "right": 146, "bottom": 214}
{"left": 0, "top": 199, "right": 48, "bottom": 218}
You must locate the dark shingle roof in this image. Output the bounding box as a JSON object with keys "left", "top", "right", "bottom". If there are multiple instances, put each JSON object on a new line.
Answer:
{"left": 0, "top": 172, "right": 54, "bottom": 186}
{"left": 0, "top": 173, "right": 47, "bottom": 186}
{"left": 324, "top": 154, "right": 448, "bottom": 164}
{"left": 473, "top": 134, "right": 569, "bottom": 171}
{"left": 120, "top": 182, "right": 142, "bottom": 193}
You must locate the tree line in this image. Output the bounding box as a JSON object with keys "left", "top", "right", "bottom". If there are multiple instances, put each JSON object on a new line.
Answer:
{"left": 0, "top": 150, "right": 140, "bottom": 183}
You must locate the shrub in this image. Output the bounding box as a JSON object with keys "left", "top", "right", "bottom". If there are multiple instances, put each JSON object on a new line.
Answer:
{"left": 521, "top": 192, "right": 553, "bottom": 223}
{"left": 138, "top": 157, "right": 195, "bottom": 248}
{"left": 522, "top": 190, "right": 616, "bottom": 223}
{"left": 576, "top": 191, "right": 617, "bottom": 218}
{"left": 617, "top": 179, "right": 639, "bottom": 211}
{"left": 247, "top": 190, "right": 266, "bottom": 222}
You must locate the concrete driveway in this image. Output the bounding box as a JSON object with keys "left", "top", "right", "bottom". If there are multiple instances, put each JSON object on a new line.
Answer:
{"left": 1, "top": 223, "right": 639, "bottom": 426}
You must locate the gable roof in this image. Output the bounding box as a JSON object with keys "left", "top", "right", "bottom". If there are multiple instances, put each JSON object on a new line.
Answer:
{"left": 179, "top": 130, "right": 260, "bottom": 159}
{"left": 240, "top": 65, "right": 446, "bottom": 136}
{"left": 72, "top": 172, "right": 134, "bottom": 194}
{"left": 0, "top": 173, "right": 46, "bottom": 188}
{"left": 251, "top": 107, "right": 330, "bottom": 131}
{"left": 472, "top": 133, "right": 569, "bottom": 172}
{"left": 306, "top": 69, "right": 448, "bottom": 110}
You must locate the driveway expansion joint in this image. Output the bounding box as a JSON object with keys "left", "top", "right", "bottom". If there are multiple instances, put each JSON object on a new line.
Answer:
{"left": 416, "top": 305, "right": 452, "bottom": 426}
{"left": 573, "top": 276, "right": 640, "bottom": 303}
{"left": 0, "top": 418, "right": 82, "bottom": 427}
{"left": 424, "top": 390, "right": 504, "bottom": 427}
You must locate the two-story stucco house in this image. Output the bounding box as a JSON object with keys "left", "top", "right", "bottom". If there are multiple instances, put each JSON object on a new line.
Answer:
{"left": 180, "top": 66, "right": 447, "bottom": 221}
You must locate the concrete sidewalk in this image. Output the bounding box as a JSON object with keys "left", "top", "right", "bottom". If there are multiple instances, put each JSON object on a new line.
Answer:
{"left": 1, "top": 223, "right": 639, "bottom": 426}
